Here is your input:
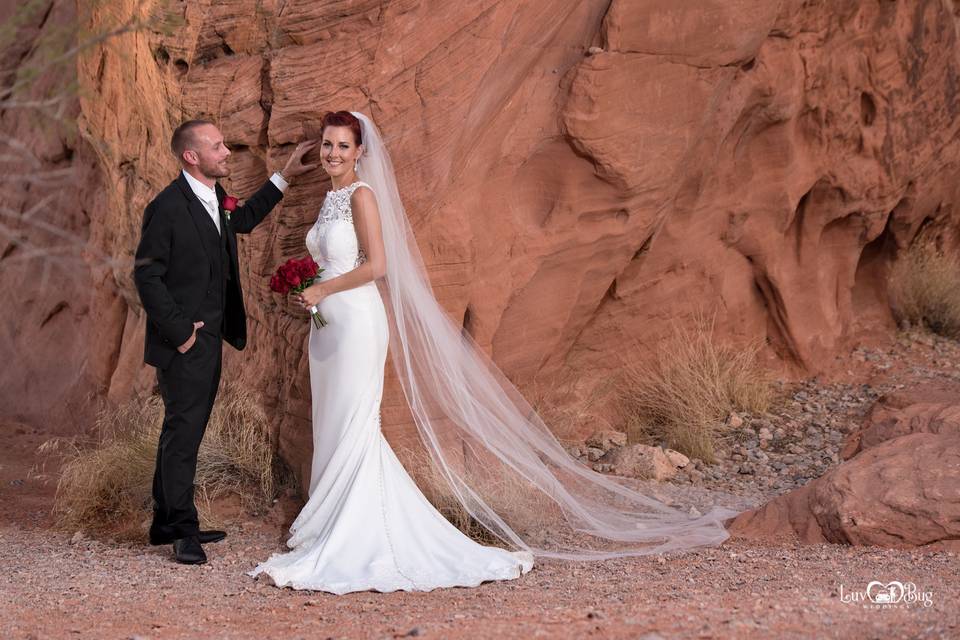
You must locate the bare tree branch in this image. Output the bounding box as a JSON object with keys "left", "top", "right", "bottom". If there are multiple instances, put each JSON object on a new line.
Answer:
{"left": 0, "top": 0, "right": 155, "bottom": 103}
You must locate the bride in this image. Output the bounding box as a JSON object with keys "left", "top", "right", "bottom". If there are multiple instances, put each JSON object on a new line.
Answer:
{"left": 249, "top": 111, "right": 532, "bottom": 593}
{"left": 250, "top": 111, "right": 742, "bottom": 594}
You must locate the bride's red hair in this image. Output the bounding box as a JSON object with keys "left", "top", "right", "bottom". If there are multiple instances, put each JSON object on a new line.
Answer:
{"left": 321, "top": 111, "right": 362, "bottom": 145}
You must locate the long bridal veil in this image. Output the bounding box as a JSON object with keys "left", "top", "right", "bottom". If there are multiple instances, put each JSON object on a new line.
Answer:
{"left": 351, "top": 111, "right": 749, "bottom": 560}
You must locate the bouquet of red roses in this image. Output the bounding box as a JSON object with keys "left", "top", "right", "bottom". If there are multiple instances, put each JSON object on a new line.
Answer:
{"left": 269, "top": 256, "right": 327, "bottom": 328}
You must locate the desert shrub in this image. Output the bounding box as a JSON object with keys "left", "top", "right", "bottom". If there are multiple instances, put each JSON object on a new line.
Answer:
{"left": 394, "top": 444, "right": 556, "bottom": 546}
{"left": 888, "top": 237, "right": 960, "bottom": 337}
{"left": 47, "top": 382, "right": 287, "bottom": 539}
{"left": 618, "top": 316, "right": 772, "bottom": 463}
{"left": 526, "top": 370, "right": 618, "bottom": 444}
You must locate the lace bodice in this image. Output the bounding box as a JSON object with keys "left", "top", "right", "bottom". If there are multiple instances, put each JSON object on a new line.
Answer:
{"left": 305, "top": 181, "right": 370, "bottom": 277}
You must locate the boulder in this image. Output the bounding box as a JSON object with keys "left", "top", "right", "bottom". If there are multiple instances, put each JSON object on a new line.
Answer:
{"left": 842, "top": 390, "right": 960, "bottom": 459}
{"left": 600, "top": 444, "right": 677, "bottom": 481}
{"left": 730, "top": 432, "right": 960, "bottom": 549}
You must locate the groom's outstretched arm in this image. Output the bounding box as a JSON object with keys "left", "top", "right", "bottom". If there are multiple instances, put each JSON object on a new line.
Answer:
{"left": 133, "top": 201, "right": 194, "bottom": 348}
{"left": 227, "top": 140, "right": 318, "bottom": 233}
{"left": 224, "top": 178, "right": 284, "bottom": 234}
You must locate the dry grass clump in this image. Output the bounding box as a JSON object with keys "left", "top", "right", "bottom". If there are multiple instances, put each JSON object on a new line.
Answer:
{"left": 526, "top": 370, "right": 617, "bottom": 445}
{"left": 396, "top": 445, "right": 504, "bottom": 545}
{"left": 618, "top": 316, "right": 772, "bottom": 464}
{"left": 888, "top": 237, "right": 960, "bottom": 338}
{"left": 47, "top": 382, "right": 286, "bottom": 539}
{"left": 395, "top": 444, "right": 555, "bottom": 547}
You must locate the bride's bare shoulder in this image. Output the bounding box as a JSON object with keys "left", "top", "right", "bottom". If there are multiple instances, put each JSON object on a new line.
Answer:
{"left": 350, "top": 183, "right": 378, "bottom": 211}
{"left": 351, "top": 181, "right": 374, "bottom": 195}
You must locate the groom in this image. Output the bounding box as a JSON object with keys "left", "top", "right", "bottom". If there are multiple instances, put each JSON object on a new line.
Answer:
{"left": 134, "top": 120, "right": 317, "bottom": 564}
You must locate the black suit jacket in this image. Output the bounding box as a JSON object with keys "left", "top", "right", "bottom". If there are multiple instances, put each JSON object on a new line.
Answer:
{"left": 133, "top": 173, "right": 283, "bottom": 369}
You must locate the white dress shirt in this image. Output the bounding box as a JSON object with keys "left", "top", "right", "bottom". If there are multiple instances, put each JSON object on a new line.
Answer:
{"left": 181, "top": 170, "right": 289, "bottom": 235}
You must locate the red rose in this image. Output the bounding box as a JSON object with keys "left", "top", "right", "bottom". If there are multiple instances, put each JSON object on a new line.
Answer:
{"left": 223, "top": 195, "right": 239, "bottom": 212}
{"left": 268, "top": 255, "right": 327, "bottom": 327}
{"left": 280, "top": 262, "right": 301, "bottom": 287}
{"left": 296, "top": 257, "right": 317, "bottom": 279}
{"left": 269, "top": 274, "right": 288, "bottom": 294}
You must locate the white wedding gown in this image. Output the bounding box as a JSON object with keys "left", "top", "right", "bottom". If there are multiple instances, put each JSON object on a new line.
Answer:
{"left": 249, "top": 181, "right": 534, "bottom": 594}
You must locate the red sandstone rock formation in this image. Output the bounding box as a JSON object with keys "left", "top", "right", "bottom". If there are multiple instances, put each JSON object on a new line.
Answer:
{"left": 730, "top": 389, "right": 960, "bottom": 550}
{"left": 730, "top": 431, "right": 960, "bottom": 550}
{"left": 4, "top": 1, "right": 960, "bottom": 489}
{"left": 841, "top": 388, "right": 960, "bottom": 458}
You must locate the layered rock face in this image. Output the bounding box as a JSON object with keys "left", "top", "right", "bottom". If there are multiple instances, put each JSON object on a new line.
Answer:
{"left": 0, "top": 0, "right": 120, "bottom": 433}
{"left": 4, "top": 1, "right": 960, "bottom": 487}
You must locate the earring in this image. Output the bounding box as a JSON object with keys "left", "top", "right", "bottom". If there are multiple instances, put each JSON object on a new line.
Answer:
{"left": 354, "top": 158, "right": 360, "bottom": 172}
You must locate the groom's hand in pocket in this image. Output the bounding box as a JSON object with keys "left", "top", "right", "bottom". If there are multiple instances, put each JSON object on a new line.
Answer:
{"left": 177, "top": 321, "right": 204, "bottom": 353}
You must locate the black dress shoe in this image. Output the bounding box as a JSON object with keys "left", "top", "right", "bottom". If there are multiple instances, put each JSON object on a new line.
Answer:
{"left": 172, "top": 536, "right": 207, "bottom": 565}
{"left": 197, "top": 530, "right": 226, "bottom": 544}
{"left": 150, "top": 530, "right": 226, "bottom": 546}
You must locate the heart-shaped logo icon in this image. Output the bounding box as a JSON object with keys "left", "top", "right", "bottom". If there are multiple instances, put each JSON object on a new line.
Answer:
{"left": 866, "top": 581, "right": 904, "bottom": 604}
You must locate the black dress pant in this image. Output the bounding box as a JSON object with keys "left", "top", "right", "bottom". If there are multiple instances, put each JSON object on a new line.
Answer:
{"left": 150, "top": 329, "right": 222, "bottom": 541}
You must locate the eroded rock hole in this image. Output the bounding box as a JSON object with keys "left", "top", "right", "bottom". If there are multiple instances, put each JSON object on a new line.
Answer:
{"left": 860, "top": 92, "right": 877, "bottom": 126}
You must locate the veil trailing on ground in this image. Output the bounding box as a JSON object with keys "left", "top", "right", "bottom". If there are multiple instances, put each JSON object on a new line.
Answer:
{"left": 351, "top": 111, "right": 749, "bottom": 560}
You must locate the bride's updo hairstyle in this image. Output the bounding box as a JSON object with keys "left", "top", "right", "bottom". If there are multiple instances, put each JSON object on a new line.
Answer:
{"left": 320, "top": 110, "right": 362, "bottom": 145}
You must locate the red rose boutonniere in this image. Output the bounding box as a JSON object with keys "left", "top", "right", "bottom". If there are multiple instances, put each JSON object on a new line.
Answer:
{"left": 223, "top": 195, "right": 239, "bottom": 221}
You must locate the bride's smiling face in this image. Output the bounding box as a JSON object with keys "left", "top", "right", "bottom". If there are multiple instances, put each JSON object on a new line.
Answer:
{"left": 320, "top": 126, "right": 363, "bottom": 179}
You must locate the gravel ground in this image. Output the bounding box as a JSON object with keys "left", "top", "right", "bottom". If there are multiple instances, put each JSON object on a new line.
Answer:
{"left": 2, "top": 331, "right": 959, "bottom": 639}
{"left": 1, "top": 518, "right": 955, "bottom": 639}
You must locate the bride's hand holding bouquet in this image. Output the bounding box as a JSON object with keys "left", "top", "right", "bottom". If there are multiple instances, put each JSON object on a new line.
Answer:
{"left": 269, "top": 256, "right": 328, "bottom": 328}
{"left": 297, "top": 281, "right": 329, "bottom": 315}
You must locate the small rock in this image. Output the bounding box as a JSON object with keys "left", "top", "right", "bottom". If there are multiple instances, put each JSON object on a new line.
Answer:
{"left": 586, "top": 46, "right": 605, "bottom": 55}
{"left": 600, "top": 444, "right": 677, "bottom": 480}
{"left": 566, "top": 445, "right": 584, "bottom": 458}
{"left": 726, "top": 412, "right": 744, "bottom": 429}
{"left": 664, "top": 448, "right": 689, "bottom": 468}
{"left": 585, "top": 446, "right": 605, "bottom": 462}
{"left": 585, "top": 429, "right": 627, "bottom": 452}
{"left": 70, "top": 531, "right": 86, "bottom": 544}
